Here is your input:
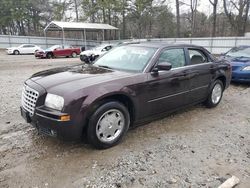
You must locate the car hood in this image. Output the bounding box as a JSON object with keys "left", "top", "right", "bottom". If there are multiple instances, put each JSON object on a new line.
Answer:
{"left": 222, "top": 56, "right": 250, "bottom": 66}
{"left": 80, "top": 49, "right": 101, "bottom": 55}
{"left": 30, "top": 64, "right": 132, "bottom": 93}
{"left": 7, "top": 47, "right": 16, "bottom": 50}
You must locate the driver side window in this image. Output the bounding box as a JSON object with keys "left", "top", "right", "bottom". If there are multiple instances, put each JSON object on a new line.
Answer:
{"left": 157, "top": 48, "right": 185, "bottom": 68}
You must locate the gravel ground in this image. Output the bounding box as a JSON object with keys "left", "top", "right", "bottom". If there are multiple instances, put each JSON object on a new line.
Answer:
{"left": 0, "top": 51, "right": 250, "bottom": 188}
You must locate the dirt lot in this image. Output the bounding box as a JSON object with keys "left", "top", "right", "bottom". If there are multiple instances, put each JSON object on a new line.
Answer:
{"left": 0, "top": 51, "right": 249, "bottom": 188}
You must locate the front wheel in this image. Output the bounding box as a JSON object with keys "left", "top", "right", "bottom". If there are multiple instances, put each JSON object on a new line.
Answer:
{"left": 71, "top": 52, "right": 77, "bottom": 58}
{"left": 14, "top": 50, "right": 19, "bottom": 55}
{"left": 46, "top": 52, "right": 53, "bottom": 59}
{"left": 87, "top": 101, "right": 130, "bottom": 149}
{"left": 205, "top": 80, "right": 224, "bottom": 108}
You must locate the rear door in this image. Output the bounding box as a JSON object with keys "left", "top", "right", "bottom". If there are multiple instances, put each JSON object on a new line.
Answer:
{"left": 53, "top": 46, "right": 63, "bottom": 57}
{"left": 185, "top": 48, "right": 214, "bottom": 102}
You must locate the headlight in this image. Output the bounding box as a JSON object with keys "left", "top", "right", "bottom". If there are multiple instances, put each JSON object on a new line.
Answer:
{"left": 45, "top": 93, "right": 64, "bottom": 111}
{"left": 242, "top": 66, "right": 250, "bottom": 71}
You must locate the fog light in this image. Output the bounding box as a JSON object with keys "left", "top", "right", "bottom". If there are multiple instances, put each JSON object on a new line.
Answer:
{"left": 60, "top": 115, "right": 70, "bottom": 121}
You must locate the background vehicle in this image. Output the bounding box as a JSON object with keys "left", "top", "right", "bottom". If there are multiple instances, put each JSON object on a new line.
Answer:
{"left": 6, "top": 44, "right": 42, "bottom": 55}
{"left": 80, "top": 44, "right": 113, "bottom": 63}
{"left": 21, "top": 43, "right": 231, "bottom": 149}
{"left": 220, "top": 45, "right": 250, "bottom": 83}
{"left": 35, "top": 45, "right": 81, "bottom": 58}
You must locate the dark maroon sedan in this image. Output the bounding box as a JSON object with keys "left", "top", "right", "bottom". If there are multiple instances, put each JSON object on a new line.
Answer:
{"left": 21, "top": 43, "right": 231, "bottom": 149}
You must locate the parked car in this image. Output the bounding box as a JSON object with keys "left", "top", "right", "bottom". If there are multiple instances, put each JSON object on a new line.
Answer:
{"left": 6, "top": 44, "right": 42, "bottom": 55}
{"left": 220, "top": 46, "right": 250, "bottom": 83}
{"left": 80, "top": 44, "right": 113, "bottom": 63}
{"left": 35, "top": 45, "right": 81, "bottom": 58}
{"left": 21, "top": 43, "right": 231, "bottom": 149}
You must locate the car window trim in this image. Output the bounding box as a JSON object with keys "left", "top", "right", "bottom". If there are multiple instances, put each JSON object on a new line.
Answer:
{"left": 186, "top": 47, "right": 211, "bottom": 66}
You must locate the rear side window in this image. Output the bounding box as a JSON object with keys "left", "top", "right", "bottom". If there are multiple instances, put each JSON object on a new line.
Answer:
{"left": 188, "top": 49, "right": 208, "bottom": 65}
{"left": 157, "top": 48, "right": 185, "bottom": 68}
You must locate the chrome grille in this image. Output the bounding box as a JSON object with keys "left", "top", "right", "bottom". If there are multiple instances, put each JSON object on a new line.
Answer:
{"left": 21, "top": 85, "right": 39, "bottom": 116}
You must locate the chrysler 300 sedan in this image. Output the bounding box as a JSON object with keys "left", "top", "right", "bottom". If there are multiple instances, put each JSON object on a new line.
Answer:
{"left": 21, "top": 43, "right": 231, "bottom": 149}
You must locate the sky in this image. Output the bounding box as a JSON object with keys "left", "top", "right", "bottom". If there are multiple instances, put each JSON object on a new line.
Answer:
{"left": 154, "top": 0, "right": 225, "bottom": 16}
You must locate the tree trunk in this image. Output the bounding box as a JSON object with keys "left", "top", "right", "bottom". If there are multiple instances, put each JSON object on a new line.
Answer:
{"left": 74, "top": 0, "right": 79, "bottom": 22}
{"left": 176, "top": 0, "right": 180, "bottom": 37}
{"left": 209, "top": 0, "right": 218, "bottom": 37}
{"left": 122, "top": 0, "right": 126, "bottom": 39}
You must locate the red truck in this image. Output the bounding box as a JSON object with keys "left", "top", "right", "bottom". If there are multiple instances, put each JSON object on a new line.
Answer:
{"left": 35, "top": 45, "right": 81, "bottom": 58}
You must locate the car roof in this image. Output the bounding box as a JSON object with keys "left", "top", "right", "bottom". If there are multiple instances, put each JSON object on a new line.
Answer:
{"left": 127, "top": 41, "right": 203, "bottom": 49}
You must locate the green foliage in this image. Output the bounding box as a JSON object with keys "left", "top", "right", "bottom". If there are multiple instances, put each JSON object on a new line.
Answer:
{"left": 0, "top": 0, "right": 249, "bottom": 37}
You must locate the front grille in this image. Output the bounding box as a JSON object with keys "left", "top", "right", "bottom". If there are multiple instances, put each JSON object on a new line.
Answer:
{"left": 21, "top": 85, "right": 39, "bottom": 116}
{"left": 38, "top": 126, "right": 57, "bottom": 137}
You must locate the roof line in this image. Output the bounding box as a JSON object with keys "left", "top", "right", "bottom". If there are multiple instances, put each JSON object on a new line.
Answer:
{"left": 44, "top": 21, "right": 118, "bottom": 32}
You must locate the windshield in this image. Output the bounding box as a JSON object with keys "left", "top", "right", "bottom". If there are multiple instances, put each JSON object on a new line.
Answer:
{"left": 94, "top": 46, "right": 157, "bottom": 72}
{"left": 226, "top": 46, "right": 250, "bottom": 58}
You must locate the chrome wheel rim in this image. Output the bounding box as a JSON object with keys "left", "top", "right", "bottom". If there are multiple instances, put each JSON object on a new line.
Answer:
{"left": 211, "top": 83, "right": 222, "bottom": 104}
{"left": 72, "top": 52, "right": 77, "bottom": 57}
{"left": 96, "top": 109, "right": 125, "bottom": 143}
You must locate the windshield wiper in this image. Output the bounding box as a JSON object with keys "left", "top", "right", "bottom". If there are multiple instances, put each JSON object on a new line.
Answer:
{"left": 97, "top": 65, "right": 113, "bottom": 69}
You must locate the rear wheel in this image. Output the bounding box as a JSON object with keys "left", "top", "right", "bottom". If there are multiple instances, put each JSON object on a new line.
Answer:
{"left": 87, "top": 101, "right": 130, "bottom": 149}
{"left": 205, "top": 80, "right": 224, "bottom": 108}
{"left": 71, "top": 52, "right": 77, "bottom": 58}
{"left": 14, "top": 50, "right": 19, "bottom": 55}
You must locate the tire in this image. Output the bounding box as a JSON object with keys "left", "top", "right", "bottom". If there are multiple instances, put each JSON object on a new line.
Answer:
{"left": 205, "top": 80, "right": 224, "bottom": 108}
{"left": 14, "top": 50, "right": 19, "bottom": 55}
{"left": 71, "top": 52, "right": 77, "bottom": 58}
{"left": 80, "top": 55, "right": 90, "bottom": 63}
{"left": 87, "top": 101, "right": 130, "bottom": 149}
{"left": 46, "top": 52, "right": 53, "bottom": 59}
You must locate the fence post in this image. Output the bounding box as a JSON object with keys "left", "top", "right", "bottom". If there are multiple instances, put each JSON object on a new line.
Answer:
{"left": 8, "top": 34, "right": 11, "bottom": 47}
{"left": 234, "top": 37, "right": 238, "bottom": 47}
{"left": 210, "top": 37, "right": 213, "bottom": 53}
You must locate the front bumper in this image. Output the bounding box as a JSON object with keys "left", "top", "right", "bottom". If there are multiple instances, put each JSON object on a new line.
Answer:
{"left": 232, "top": 71, "right": 250, "bottom": 83}
{"left": 6, "top": 50, "right": 13, "bottom": 54}
{"left": 21, "top": 105, "right": 85, "bottom": 141}
{"left": 35, "top": 53, "right": 46, "bottom": 58}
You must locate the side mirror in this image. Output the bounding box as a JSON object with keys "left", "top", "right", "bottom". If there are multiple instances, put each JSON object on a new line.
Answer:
{"left": 157, "top": 62, "right": 172, "bottom": 71}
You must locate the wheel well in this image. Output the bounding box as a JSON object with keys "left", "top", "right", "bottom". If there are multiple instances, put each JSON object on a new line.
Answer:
{"left": 216, "top": 76, "right": 226, "bottom": 90}
{"left": 89, "top": 94, "right": 135, "bottom": 125}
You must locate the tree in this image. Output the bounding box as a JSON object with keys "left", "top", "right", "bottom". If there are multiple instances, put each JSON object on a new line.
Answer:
{"left": 176, "top": 0, "right": 180, "bottom": 37}
{"left": 209, "top": 0, "right": 218, "bottom": 37}
{"left": 73, "top": 0, "right": 79, "bottom": 22}
{"left": 190, "top": 0, "right": 198, "bottom": 37}
{"left": 223, "top": 0, "right": 250, "bottom": 36}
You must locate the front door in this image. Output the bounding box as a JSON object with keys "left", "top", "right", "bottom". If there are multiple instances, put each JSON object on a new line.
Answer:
{"left": 145, "top": 48, "right": 191, "bottom": 116}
